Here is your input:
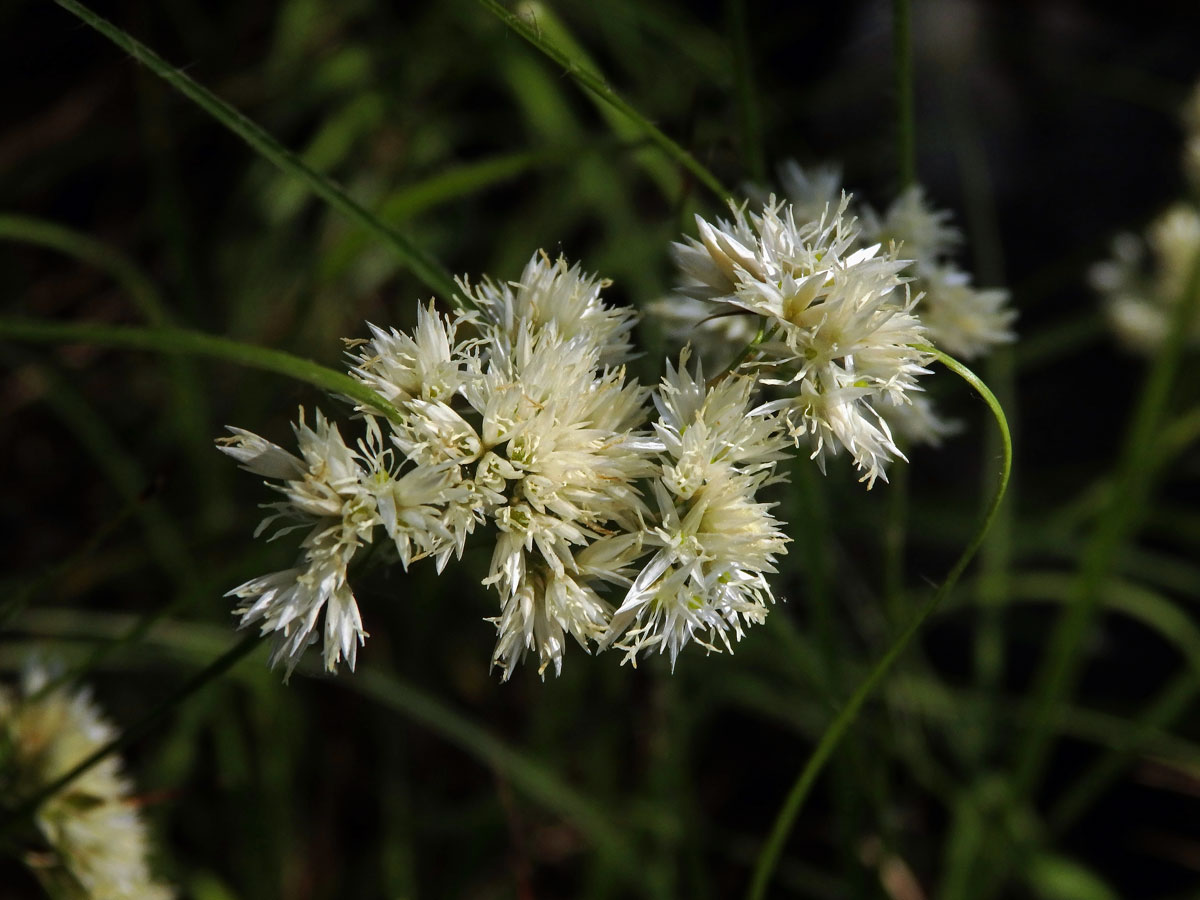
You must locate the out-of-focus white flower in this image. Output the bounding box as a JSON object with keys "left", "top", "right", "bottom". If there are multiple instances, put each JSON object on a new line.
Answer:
{"left": 1, "top": 662, "right": 173, "bottom": 900}
{"left": 777, "top": 160, "right": 845, "bottom": 225}
{"left": 1092, "top": 205, "right": 1200, "bottom": 353}
{"left": 878, "top": 393, "right": 962, "bottom": 448}
{"left": 864, "top": 185, "right": 1015, "bottom": 360}
{"left": 863, "top": 185, "right": 960, "bottom": 265}
{"left": 917, "top": 266, "right": 1016, "bottom": 360}
{"left": 603, "top": 356, "right": 790, "bottom": 667}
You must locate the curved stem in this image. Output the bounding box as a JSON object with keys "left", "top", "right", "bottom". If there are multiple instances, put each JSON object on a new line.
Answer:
{"left": 0, "top": 316, "right": 405, "bottom": 424}
{"left": 745, "top": 349, "right": 1012, "bottom": 900}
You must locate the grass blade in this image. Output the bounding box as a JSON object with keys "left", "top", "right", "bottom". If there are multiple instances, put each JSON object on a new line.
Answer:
{"left": 476, "top": 0, "right": 730, "bottom": 200}
{"left": 48, "top": 0, "right": 462, "bottom": 306}
{"left": 0, "top": 316, "right": 404, "bottom": 424}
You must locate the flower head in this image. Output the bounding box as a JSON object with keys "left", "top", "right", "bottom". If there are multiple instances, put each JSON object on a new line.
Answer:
{"left": 1, "top": 662, "right": 173, "bottom": 900}
{"left": 603, "top": 355, "right": 791, "bottom": 667}
{"left": 672, "top": 194, "right": 930, "bottom": 486}
{"left": 220, "top": 409, "right": 377, "bottom": 675}
{"left": 1091, "top": 204, "right": 1200, "bottom": 352}
{"left": 458, "top": 252, "right": 638, "bottom": 365}
{"left": 465, "top": 321, "right": 655, "bottom": 677}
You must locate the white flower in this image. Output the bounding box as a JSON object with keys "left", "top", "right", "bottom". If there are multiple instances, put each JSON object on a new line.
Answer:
{"left": 650, "top": 352, "right": 788, "bottom": 496}
{"left": 603, "top": 357, "right": 790, "bottom": 667}
{"left": 220, "top": 408, "right": 377, "bottom": 676}
{"left": 1092, "top": 205, "right": 1200, "bottom": 353}
{"left": 679, "top": 196, "right": 930, "bottom": 486}
{"left": 458, "top": 251, "right": 638, "bottom": 365}
{"left": 862, "top": 184, "right": 960, "bottom": 265}
{"left": 917, "top": 266, "right": 1016, "bottom": 360}
{"left": 605, "top": 478, "right": 785, "bottom": 667}
{"left": 1, "top": 662, "right": 173, "bottom": 900}
{"left": 463, "top": 323, "right": 655, "bottom": 678}
{"left": 350, "top": 301, "right": 480, "bottom": 406}
{"left": 671, "top": 201, "right": 766, "bottom": 302}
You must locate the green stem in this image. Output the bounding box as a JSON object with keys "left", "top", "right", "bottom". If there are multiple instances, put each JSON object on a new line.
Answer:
{"left": 0, "top": 316, "right": 405, "bottom": 424}
{"left": 706, "top": 319, "right": 767, "bottom": 387}
{"left": 882, "top": 462, "right": 910, "bottom": 625}
{"left": 1014, "top": 250, "right": 1200, "bottom": 796}
{"left": 48, "top": 0, "right": 461, "bottom": 306}
{"left": 745, "top": 349, "right": 1012, "bottom": 900}
{"left": 892, "top": 0, "right": 916, "bottom": 188}
{"left": 476, "top": 0, "right": 730, "bottom": 200}
{"left": 0, "top": 633, "right": 262, "bottom": 834}
{"left": 944, "top": 72, "right": 1015, "bottom": 770}
{"left": 727, "top": 0, "right": 764, "bottom": 182}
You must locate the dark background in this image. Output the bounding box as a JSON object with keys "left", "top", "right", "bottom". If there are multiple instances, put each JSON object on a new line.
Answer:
{"left": 4, "top": 1, "right": 1200, "bottom": 897}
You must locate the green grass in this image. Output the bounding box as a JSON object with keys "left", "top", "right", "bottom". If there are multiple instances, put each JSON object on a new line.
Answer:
{"left": 3, "top": 1, "right": 1200, "bottom": 898}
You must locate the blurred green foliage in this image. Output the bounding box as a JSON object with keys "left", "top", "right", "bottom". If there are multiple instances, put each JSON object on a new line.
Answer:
{"left": 4, "top": 1, "right": 1200, "bottom": 898}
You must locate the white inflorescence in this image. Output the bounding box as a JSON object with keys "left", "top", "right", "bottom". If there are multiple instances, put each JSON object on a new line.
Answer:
{"left": 862, "top": 185, "right": 1016, "bottom": 362}
{"left": 1091, "top": 81, "right": 1200, "bottom": 352}
{"left": 603, "top": 352, "right": 791, "bottom": 667}
{"left": 1092, "top": 204, "right": 1200, "bottom": 352}
{"left": 222, "top": 179, "right": 1005, "bottom": 680}
{"left": 223, "top": 252, "right": 794, "bottom": 680}
{"left": 1, "top": 663, "right": 173, "bottom": 900}
{"left": 671, "top": 194, "right": 931, "bottom": 486}
{"left": 656, "top": 164, "right": 1014, "bottom": 461}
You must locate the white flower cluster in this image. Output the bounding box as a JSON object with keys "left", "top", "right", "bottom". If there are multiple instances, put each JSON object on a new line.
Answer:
{"left": 221, "top": 253, "right": 791, "bottom": 680}
{"left": 603, "top": 352, "right": 790, "bottom": 667}
{"left": 1092, "top": 205, "right": 1200, "bottom": 352}
{"left": 0, "top": 663, "right": 173, "bottom": 900}
{"left": 862, "top": 186, "right": 1015, "bottom": 362}
{"left": 668, "top": 192, "right": 929, "bottom": 486}
{"left": 657, "top": 163, "right": 1015, "bottom": 470}
{"left": 1093, "top": 87, "right": 1200, "bottom": 351}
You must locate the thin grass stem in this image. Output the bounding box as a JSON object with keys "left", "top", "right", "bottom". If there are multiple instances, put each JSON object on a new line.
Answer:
{"left": 1014, "top": 250, "right": 1200, "bottom": 796}
{"left": 0, "top": 316, "right": 405, "bottom": 424}
{"left": 476, "top": 0, "right": 730, "bottom": 200}
{"left": 48, "top": 0, "right": 461, "bottom": 305}
{"left": 0, "top": 633, "right": 262, "bottom": 835}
